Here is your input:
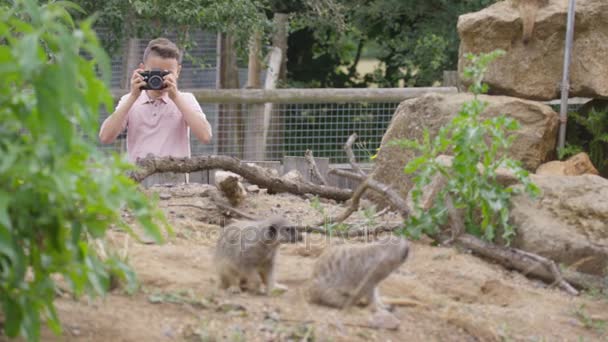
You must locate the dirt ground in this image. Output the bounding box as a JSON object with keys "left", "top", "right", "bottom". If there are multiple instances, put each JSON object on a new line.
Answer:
{"left": 28, "top": 183, "right": 608, "bottom": 341}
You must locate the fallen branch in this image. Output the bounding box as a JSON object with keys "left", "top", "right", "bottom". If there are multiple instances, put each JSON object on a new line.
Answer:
{"left": 131, "top": 155, "right": 352, "bottom": 201}
{"left": 304, "top": 150, "right": 328, "bottom": 185}
{"left": 168, "top": 203, "right": 258, "bottom": 221}
{"left": 421, "top": 170, "right": 585, "bottom": 295}
{"left": 344, "top": 133, "right": 366, "bottom": 176}
{"left": 329, "top": 169, "right": 409, "bottom": 218}
{"left": 318, "top": 179, "right": 369, "bottom": 226}
{"left": 382, "top": 297, "right": 426, "bottom": 307}
{"left": 453, "top": 234, "right": 582, "bottom": 295}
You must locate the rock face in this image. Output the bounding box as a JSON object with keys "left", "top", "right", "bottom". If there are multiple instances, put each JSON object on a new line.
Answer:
{"left": 536, "top": 152, "right": 599, "bottom": 176}
{"left": 510, "top": 174, "right": 608, "bottom": 276}
{"left": 457, "top": 0, "right": 608, "bottom": 100}
{"left": 370, "top": 93, "right": 558, "bottom": 207}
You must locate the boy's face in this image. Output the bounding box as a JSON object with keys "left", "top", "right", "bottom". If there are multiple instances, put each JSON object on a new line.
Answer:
{"left": 140, "top": 55, "right": 181, "bottom": 96}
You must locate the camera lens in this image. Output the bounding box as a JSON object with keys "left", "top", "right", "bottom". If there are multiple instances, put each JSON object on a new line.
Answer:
{"left": 148, "top": 75, "right": 163, "bottom": 90}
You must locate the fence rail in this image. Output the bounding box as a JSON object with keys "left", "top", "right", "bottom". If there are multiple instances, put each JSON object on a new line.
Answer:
{"left": 110, "top": 87, "right": 458, "bottom": 104}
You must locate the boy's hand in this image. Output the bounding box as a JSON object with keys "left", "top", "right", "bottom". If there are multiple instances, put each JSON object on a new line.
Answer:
{"left": 130, "top": 68, "right": 145, "bottom": 98}
{"left": 163, "top": 72, "right": 179, "bottom": 100}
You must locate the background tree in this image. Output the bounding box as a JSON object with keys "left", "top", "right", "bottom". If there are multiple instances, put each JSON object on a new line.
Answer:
{"left": 288, "top": 0, "right": 498, "bottom": 87}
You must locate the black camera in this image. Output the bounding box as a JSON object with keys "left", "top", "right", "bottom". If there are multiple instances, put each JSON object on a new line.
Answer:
{"left": 139, "top": 69, "right": 170, "bottom": 90}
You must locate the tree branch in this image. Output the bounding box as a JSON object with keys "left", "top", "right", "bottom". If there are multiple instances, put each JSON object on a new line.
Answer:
{"left": 328, "top": 169, "right": 409, "bottom": 218}
{"left": 131, "top": 155, "right": 352, "bottom": 201}
{"left": 344, "top": 133, "right": 366, "bottom": 176}
{"left": 305, "top": 149, "right": 328, "bottom": 185}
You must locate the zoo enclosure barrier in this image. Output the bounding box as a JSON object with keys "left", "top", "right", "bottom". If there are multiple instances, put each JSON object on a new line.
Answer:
{"left": 99, "top": 87, "right": 458, "bottom": 187}
{"left": 100, "top": 87, "right": 458, "bottom": 163}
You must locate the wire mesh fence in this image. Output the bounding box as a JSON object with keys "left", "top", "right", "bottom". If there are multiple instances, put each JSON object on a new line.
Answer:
{"left": 97, "top": 99, "right": 400, "bottom": 164}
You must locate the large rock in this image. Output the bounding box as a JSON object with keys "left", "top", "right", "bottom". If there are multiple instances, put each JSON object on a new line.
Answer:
{"left": 536, "top": 152, "right": 599, "bottom": 176}
{"left": 370, "top": 93, "right": 558, "bottom": 207}
{"left": 457, "top": 0, "right": 608, "bottom": 100}
{"left": 510, "top": 174, "right": 608, "bottom": 276}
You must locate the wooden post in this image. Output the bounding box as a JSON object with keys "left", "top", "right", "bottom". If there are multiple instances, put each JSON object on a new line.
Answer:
{"left": 262, "top": 46, "right": 283, "bottom": 159}
{"left": 272, "top": 13, "right": 289, "bottom": 82}
{"left": 246, "top": 31, "right": 262, "bottom": 89}
{"left": 122, "top": 38, "right": 140, "bottom": 90}
{"left": 217, "top": 33, "right": 244, "bottom": 158}
{"left": 244, "top": 32, "right": 265, "bottom": 161}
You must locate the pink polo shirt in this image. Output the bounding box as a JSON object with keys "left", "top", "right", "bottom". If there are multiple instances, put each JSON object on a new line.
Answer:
{"left": 110, "top": 91, "right": 207, "bottom": 163}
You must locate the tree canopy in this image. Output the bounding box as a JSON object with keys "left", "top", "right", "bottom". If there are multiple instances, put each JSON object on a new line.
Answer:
{"left": 68, "top": 0, "right": 498, "bottom": 87}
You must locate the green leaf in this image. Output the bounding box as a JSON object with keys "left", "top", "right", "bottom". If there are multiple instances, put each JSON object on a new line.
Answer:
{"left": 2, "top": 295, "right": 23, "bottom": 337}
{"left": 404, "top": 156, "right": 427, "bottom": 174}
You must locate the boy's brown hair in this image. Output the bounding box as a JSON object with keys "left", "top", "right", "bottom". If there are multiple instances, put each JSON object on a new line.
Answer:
{"left": 143, "top": 38, "right": 182, "bottom": 63}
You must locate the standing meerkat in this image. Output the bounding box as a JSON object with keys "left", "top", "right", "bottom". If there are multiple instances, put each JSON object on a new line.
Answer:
{"left": 214, "top": 215, "right": 293, "bottom": 294}
{"left": 511, "top": 0, "right": 549, "bottom": 44}
{"left": 307, "top": 235, "right": 410, "bottom": 311}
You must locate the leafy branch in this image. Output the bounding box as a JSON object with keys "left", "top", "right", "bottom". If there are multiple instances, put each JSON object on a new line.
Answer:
{"left": 389, "top": 50, "right": 539, "bottom": 244}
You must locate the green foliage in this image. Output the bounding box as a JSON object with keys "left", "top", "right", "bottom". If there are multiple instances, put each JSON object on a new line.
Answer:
{"left": 0, "top": 1, "right": 168, "bottom": 340}
{"left": 388, "top": 50, "right": 539, "bottom": 243}
{"left": 557, "top": 142, "right": 584, "bottom": 160}
{"left": 71, "top": 0, "right": 272, "bottom": 61}
{"left": 573, "top": 304, "right": 607, "bottom": 334}
{"left": 288, "top": 0, "right": 499, "bottom": 87}
{"left": 559, "top": 108, "right": 608, "bottom": 174}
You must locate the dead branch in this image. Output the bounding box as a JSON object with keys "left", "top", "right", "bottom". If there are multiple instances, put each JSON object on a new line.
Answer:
{"left": 516, "top": 249, "right": 579, "bottom": 296}
{"left": 453, "top": 234, "right": 582, "bottom": 295}
{"left": 317, "top": 179, "right": 369, "bottom": 226}
{"left": 169, "top": 201, "right": 258, "bottom": 221}
{"left": 444, "top": 193, "right": 579, "bottom": 294}
{"left": 382, "top": 297, "right": 426, "bottom": 307}
{"left": 329, "top": 169, "right": 409, "bottom": 218}
{"left": 304, "top": 149, "right": 328, "bottom": 185}
{"left": 131, "top": 155, "right": 352, "bottom": 201}
{"left": 442, "top": 193, "right": 464, "bottom": 246}
{"left": 344, "top": 133, "right": 366, "bottom": 176}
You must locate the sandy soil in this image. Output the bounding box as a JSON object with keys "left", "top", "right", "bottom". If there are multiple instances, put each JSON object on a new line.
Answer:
{"left": 14, "top": 183, "right": 607, "bottom": 341}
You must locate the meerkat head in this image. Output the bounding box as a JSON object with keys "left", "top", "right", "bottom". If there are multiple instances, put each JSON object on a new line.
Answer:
{"left": 261, "top": 216, "right": 293, "bottom": 244}
{"left": 376, "top": 235, "right": 410, "bottom": 266}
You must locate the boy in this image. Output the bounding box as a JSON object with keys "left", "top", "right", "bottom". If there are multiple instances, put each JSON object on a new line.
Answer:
{"left": 99, "top": 38, "right": 212, "bottom": 183}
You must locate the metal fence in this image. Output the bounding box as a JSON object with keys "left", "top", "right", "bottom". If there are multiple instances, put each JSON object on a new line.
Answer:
{"left": 98, "top": 88, "right": 458, "bottom": 163}
{"left": 199, "top": 101, "right": 399, "bottom": 163}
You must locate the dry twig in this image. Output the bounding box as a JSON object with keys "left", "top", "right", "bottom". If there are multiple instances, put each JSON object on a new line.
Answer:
{"left": 304, "top": 149, "right": 328, "bottom": 185}
{"left": 344, "top": 133, "right": 366, "bottom": 176}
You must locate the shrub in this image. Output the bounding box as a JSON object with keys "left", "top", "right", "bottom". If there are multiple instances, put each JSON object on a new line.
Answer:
{"left": 387, "top": 50, "right": 539, "bottom": 243}
{"left": 0, "top": 1, "right": 168, "bottom": 340}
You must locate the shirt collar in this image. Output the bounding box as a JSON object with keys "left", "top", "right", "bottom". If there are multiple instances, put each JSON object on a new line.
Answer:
{"left": 141, "top": 90, "right": 169, "bottom": 104}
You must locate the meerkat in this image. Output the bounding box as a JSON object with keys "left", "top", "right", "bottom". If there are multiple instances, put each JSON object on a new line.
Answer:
{"left": 214, "top": 215, "right": 293, "bottom": 294}
{"left": 307, "top": 235, "right": 410, "bottom": 311}
{"left": 511, "top": 0, "right": 549, "bottom": 44}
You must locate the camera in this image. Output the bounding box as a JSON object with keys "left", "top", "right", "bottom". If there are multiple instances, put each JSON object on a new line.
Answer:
{"left": 139, "top": 69, "right": 170, "bottom": 90}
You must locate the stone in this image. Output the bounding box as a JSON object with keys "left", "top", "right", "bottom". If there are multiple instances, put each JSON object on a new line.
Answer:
{"left": 510, "top": 174, "right": 608, "bottom": 276}
{"left": 370, "top": 93, "right": 558, "bottom": 208}
{"left": 536, "top": 152, "right": 599, "bottom": 176}
{"left": 214, "top": 171, "right": 247, "bottom": 206}
{"left": 246, "top": 185, "right": 261, "bottom": 193}
{"left": 457, "top": 0, "right": 608, "bottom": 100}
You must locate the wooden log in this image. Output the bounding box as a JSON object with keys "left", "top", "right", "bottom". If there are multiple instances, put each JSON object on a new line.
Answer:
{"left": 131, "top": 155, "right": 353, "bottom": 201}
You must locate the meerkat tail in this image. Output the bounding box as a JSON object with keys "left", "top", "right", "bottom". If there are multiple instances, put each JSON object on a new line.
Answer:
{"left": 519, "top": 1, "right": 541, "bottom": 44}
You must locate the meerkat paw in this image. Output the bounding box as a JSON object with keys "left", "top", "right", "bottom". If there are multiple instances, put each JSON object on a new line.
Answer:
{"left": 370, "top": 288, "right": 392, "bottom": 312}
{"left": 265, "top": 282, "right": 288, "bottom": 296}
